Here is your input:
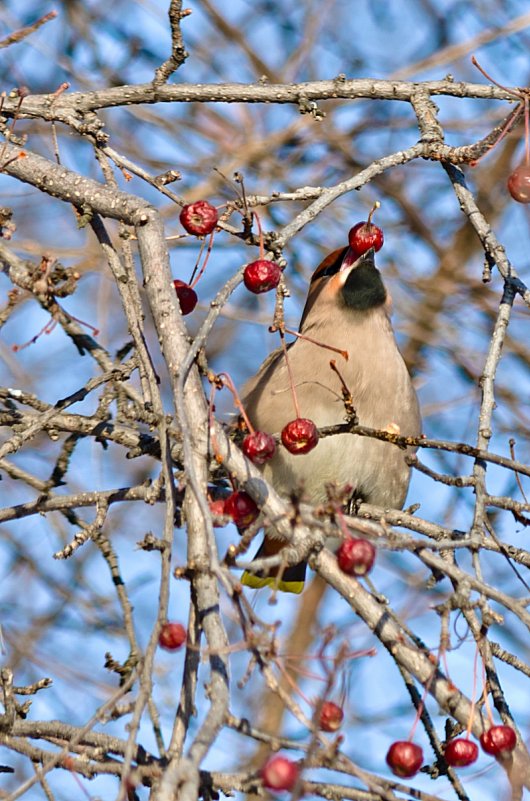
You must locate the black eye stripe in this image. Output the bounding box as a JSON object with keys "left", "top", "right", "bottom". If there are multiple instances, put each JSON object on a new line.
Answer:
{"left": 311, "top": 247, "right": 348, "bottom": 282}
{"left": 319, "top": 262, "right": 340, "bottom": 277}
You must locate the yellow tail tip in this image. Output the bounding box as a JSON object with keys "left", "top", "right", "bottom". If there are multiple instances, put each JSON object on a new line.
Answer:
{"left": 241, "top": 571, "right": 304, "bottom": 594}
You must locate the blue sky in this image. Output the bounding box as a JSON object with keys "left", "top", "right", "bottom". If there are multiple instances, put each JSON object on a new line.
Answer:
{"left": 1, "top": 2, "right": 530, "bottom": 799}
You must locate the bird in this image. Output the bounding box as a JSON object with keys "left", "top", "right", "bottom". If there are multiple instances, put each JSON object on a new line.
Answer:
{"left": 239, "top": 242, "right": 421, "bottom": 593}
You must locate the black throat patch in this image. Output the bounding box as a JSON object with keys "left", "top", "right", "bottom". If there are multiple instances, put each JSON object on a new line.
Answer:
{"left": 342, "top": 261, "right": 387, "bottom": 311}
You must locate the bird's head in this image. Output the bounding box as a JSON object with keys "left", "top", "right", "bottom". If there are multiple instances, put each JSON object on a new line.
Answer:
{"left": 299, "top": 245, "right": 388, "bottom": 330}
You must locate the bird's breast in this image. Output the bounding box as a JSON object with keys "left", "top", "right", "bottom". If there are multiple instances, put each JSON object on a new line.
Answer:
{"left": 241, "top": 308, "right": 420, "bottom": 509}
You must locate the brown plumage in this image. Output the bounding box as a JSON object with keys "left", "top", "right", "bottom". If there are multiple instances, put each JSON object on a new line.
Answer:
{"left": 240, "top": 245, "right": 421, "bottom": 592}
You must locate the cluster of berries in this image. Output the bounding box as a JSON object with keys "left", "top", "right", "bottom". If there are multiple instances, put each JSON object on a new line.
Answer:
{"left": 174, "top": 200, "right": 384, "bottom": 311}
{"left": 386, "top": 723, "right": 516, "bottom": 778}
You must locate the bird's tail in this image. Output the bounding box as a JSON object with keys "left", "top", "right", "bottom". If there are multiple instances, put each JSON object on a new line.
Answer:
{"left": 241, "top": 536, "right": 306, "bottom": 594}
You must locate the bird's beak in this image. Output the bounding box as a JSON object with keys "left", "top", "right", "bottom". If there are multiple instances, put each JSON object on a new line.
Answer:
{"left": 339, "top": 246, "right": 375, "bottom": 273}
{"left": 333, "top": 247, "right": 376, "bottom": 298}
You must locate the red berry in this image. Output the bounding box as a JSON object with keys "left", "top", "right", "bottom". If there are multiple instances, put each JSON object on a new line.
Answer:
{"left": 386, "top": 741, "right": 423, "bottom": 778}
{"left": 337, "top": 537, "right": 376, "bottom": 576}
{"left": 173, "top": 279, "right": 198, "bottom": 315}
{"left": 243, "top": 259, "right": 281, "bottom": 294}
{"left": 261, "top": 755, "right": 299, "bottom": 792}
{"left": 209, "top": 499, "right": 227, "bottom": 527}
{"left": 179, "top": 200, "right": 218, "bottom": 236}
{"left": 224, "top": 490, "right": 259, "bottom": 528}
{"left": 281, "top": 418, "right": 319, "bottom": 455}
{"left": 158, "top": 622, "right": 187, "bottom": 651}
{"left": 480, "top": 725, "right": 516, "bottom": 756}
{"left": 348, "top": 221, "right": 384, "bottom": 257}
{"left": 507, "top": 164, "right": 530, "bottom": 203}
{"left": 444, "top": 738, "right": 478, "bottom": 767}
{"left": 242, "top": 430, "right": 276, "bottom": 465}
{"left": 318, "top": 701, "right": 344, "bottom": 732}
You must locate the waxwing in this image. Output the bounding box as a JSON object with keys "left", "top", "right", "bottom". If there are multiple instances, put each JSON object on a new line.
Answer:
{"left": 240, "top": 244, "right": 421, "bottom": 592}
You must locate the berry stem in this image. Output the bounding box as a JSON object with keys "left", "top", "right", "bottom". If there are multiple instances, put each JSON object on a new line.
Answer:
{"left": 217, "top": 372, "right": 256, "bottom": 434}
{"left": 234, "top": 171, "right": 250, "bottom": 220}
{"left": 281, "top": 326, "right": 349, "bottom": 360}
{"left": 471, "top": 55, "right": 522, "bottom": 101}
{"left": 465, "top": 644, "right": 480, "bottom": 739}
{"left": 509, "top": 438, "right": 529, "bottom": 503}
{"left": 366, "top": 200, "right": 381, "bottom": 227}
{"left": 273, "top": 654, "right": 313, "bottom": 706}
{"left": 12, "top": 317, "right": 58, "bottom": 351}
{"left": 66, "top": 311, "right": 100, "bottom": 336}
{"left": 408, "top": 626, "right": 450, "bottom": 741}
{"left": 480, "top": 655, "right": 495, "bottom": 726}
{"left": 12, "top": 308, "right": 99, "bottom": 352}
{"left": 254, "top": 211, "right": 265, "bottom": 259}
{"left": 279, "top": 659, "right": 324, "bottom": 683}
{"left": 524, "top": 95, "right": 530, "bottom": 167}
{"left": 469, "top": 104, "right": 524, "bottom": 167}
{"left": 407, "top": 668, "right": 435, "bottom": 741}
{"left": 190, "top": 229, "right": 215, "bottom": 288}
{"left": 279, "top": 328, "right": 301, "bottom": 419}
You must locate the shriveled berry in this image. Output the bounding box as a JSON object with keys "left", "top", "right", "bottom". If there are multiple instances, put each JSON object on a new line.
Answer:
{"left": 318, "top": 701, "right": 344, "bottom": 732}
{"left": 173, "top": 279, "right": 198, "bottom": 315}
{"left": 507, "top": 164, "right": 530, "bottom": 203}
{"left": 224, "top": 490, "right": 259, "bottom": 528}
{"left": 159, "top": 622, "right": 187, "bottom": 651}
{"left": 243, "top": 259, "right": 281, "bottom": 294}
{"left": 209, "top": 499, "right": 227, "bottom": 527}
{"left": 180, "top": 200, "right": 218, "bottom": 236}
{"left": 337, "top": 537, "right": 376, "bottom": 576}
{"left": 242, "top": 430, "right": 276, "bottom": 465}
{"left": 480, "top": 725, "right": 516, "bottom": 756}
{"left": 386, "top": 741, "right": 423, "bottom": 778}
{"left": 261, "top": 755, "right": 299, "bottom": 791}
{"left": 281, "top": 418, "right": 319, "bottom": 455}
{"left": 444, "top": 738, "right": 478, "bottom": 767}
{"left": 348, "top": 221, "right": 384, "bottom": 257}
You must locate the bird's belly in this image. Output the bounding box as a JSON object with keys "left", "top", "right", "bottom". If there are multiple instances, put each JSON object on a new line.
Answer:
{"left": 243, "top": 332, "right": 420, "bottom": 511}
{"left": 262, "top": 430, "right": 412, "bottom": 509}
